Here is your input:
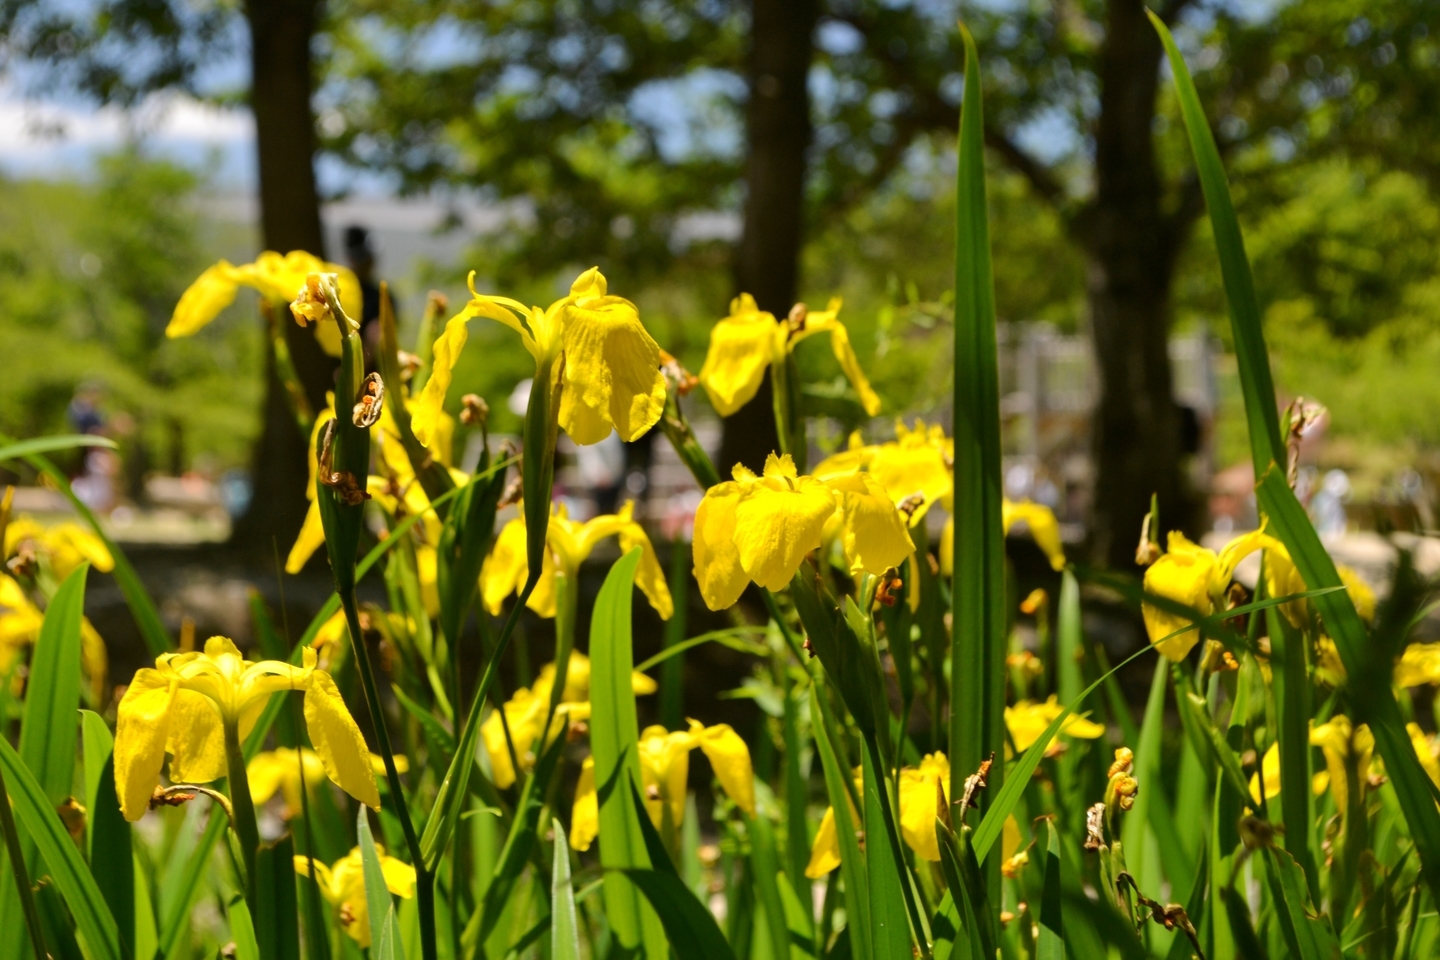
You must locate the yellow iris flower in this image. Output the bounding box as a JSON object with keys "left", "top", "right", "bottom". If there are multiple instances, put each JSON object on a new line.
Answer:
{"left": 807, "top": 752, "right": 1020, "bottom": 873}
{"left": 4, "top": 515, "right": 114, "bottom": 580}
{"left": 412, "top": 267, "right": 666, "bottom": 448}
{"left": 1396, "top": 642, "right": 1440, "bottom": 687}
{"left": 480, "top": 500, "right": 672, "bottom": 620}
{"left": 570, "top": 720, "right": 754, "bottom": 852}
{"left": 814, "top": 419, "right": 954, "bottom": 526}
{"left": 693, "top": 453, "right": 913, "bottom": 610}
{"left": 167, "top": 251, "right": 362, "bottom": 357}
{"left": 1140, "top": 530, "right": 1269, "bottom": 661}
{"left": 940, "top": 499, "right": 1066, "bottom": 576}
{"left": 1249, "top": 717, "right": 1439, "bottom": 811}
{"left": 482, "top": 652, "right": 657, "bottom": 788}
{"left": 0, "top": 572, "right": 109, "bottom": 702}
{"left": 698, "top": 294, "right": 881, "bottom": 418}
{"left": 1004, "top": 697, "right": 1106, "bottom": 752}
{"left": 114, "top": 637, "right": 378, "bottom": 821}
{"left": 248, "top": 747, "right": 409, "bottom": 817}
{"left": 293, "top": 846, "right": 416, "bottom": 948}
{"left": 1262, "top": 537, "right": 1376, "bottom": 629}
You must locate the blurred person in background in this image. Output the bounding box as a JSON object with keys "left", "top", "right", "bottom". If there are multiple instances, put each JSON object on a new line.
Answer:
{"left": 67, "top": 381, "right": 123, "bottom": 513}
{"left": 344, "top": 225, "right": 382, "bottom": 368}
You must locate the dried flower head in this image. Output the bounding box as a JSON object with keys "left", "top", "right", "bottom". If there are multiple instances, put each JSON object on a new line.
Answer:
{"left": 1084, "top": 803, "right": 1106, "bottom": 850}
{"left": 352, "top": 373, "right": 385, "bottom": 428}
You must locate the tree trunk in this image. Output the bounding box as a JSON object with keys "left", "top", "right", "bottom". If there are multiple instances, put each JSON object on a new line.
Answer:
{"left": 233, "top": 0, "right": 335, "bottom": 551}
{"left": 1084, "top": 0, "right": 1197, "bottom": 569}
{"left": 719, "top": 0, "right": 818, "bottom": 477}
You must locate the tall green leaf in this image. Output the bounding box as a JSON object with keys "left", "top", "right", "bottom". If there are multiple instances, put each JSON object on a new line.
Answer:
{"left": 1037, "top": 820, "right": 1064, "bottom": 960}
{"left": 808, "top": 682, "right": 871, "bottom": 960}
{"left": 589, "top": 549, "right": 667, "bottom": 958}
{"left": 228, "top": 896, "right": 260, "bottom": 960}
{"left": 860, "top": 744, "right": 913, "bottom": 958}
{"left": 551, "top": 818, "right": 580, "bottom": 960}
{"left": 1120, "top": 665, "right": 1167, "bottom": 908}
{"left": 0, "top": 435, "right": 116, "bottom": 462}
{"left": 82, "top": 715, "right": 133, "bottom": 958}
{"left": 0, "top": 738, "right": 123, "bottom": 960}
{"left": 949, "top": 24, "right": 1007, "bottom": 865}
{"left": 358, "top": 806, "right": 395, "bottom": 954}
{"left": 621, "top": 869, "right": 738, "bottom": 960}
{"left": 254, "top": 836, "right": 301, "bottom": 960}
{"left": 20, "top": 563, "right": 88, "bottom": 804}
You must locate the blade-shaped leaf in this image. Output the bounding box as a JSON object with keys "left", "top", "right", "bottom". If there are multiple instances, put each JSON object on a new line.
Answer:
{"left": 254, "top": 835, "right": 301, "bottom": 960}
{"left": 809, "top": 680, "right": 872, "bottom": 960}
{"left": 552, "top": 818, "right": 580, "bottom": 960}
{"left": 0, "top": 434, "right": 117, "bottom": 461}
{"left": 227, "top": 895, "right": 260, "bottom": 960}
{"left": 949, "top": 22, "right": 1008, "bottom": 831}
{"left": 357, "top": 806, "right": 393, "bottom": 954}
{"left": 861, "top": 742, "right": 913, "bottom": 958}
{"left": 1038, "top": 820, "right": 1063, "bottom": 960}
{"left": 0, "top": 737, "right": 123, "bottom": 960}
{"left": 620, "top": 869, "right": 738, "bottom": 960}
{"left": 20, "top": 563, "right": 88, "bottom": 804}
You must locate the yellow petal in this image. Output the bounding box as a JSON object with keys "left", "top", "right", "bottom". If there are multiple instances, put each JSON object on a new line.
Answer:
{"left": 292, "top": 857, "right": 336, "bottom": 902}
{"left": 689, "top": 721, "right": 755, "bottom": 814}
{"left": 47, "top": 522, "right": 114, "bottom": 575}
{"left": 898, "top": 752, "right": 949, "bottom": 861}
{"left": 805, "top": 805, "right": 842, "bottom": 878}
{"left": 571, "top": 756, "right": 599, "bottom": 852}
{"left": 638, "top": 726, "right": 693, "bottom": 830}
{"left": 732, "top": 454, "right": 836, "bottom": 591}
{"left": 698, "top": 295, "right": 780, "bottom": 417}
{"left": 247, "top": 751, "right": 290, "bottom": 806}
{"left": 481, "top": 707, "right": 518, "bottom": 790}
{"left": 826, "top": 472, "right": 914, "bottom": 576}
{"left": 1249, "top": 742, "right": 1283, "bottom": 805}
{"left": 559, "top": 272, "right": 666, "bottom": 444}
{"left": 1339, "top": 566, "right": 1376, "bottom": 623}
{"left": 167, "top": 261, "right": 241, "bottom": 337}
{"left": 114, "top": 668, "right": 176, "bottom": 821}
{"left": 941, "top": 514, "right": 954, "bottom": 576}
{"left": 412, "top": 307, "right": 474, "bottom": 448}
{"left": 380, "top": 852, "right": 418, "bottom": 898}
{"left": 1002, "top": 500, "right": 1065, "bottom": 572}
{"left": 1141, "top": 549, "right": 1216, "bottom": 661}
{"left": 1002, "top": 814, "right": 1022, "bottom": 862}
{"left": 480, "top": 517, "right": 529, "bottom": 617}
{"left": 166, "top": 689, "right": 227, "bottom": 784}
{"left": 693, "top": 479, "right": 750, "bottom": 611}
{"left": 304, "top": 670, "right": 381, "bottom": 809}
{"left": 286, "top": 500, "right": 326, "bottom": 574}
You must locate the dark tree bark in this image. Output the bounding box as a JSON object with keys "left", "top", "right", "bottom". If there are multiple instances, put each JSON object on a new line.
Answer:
{"left": 1082, "top": 0, "right": 1200, "bottom": 569}
{"left": 233, "top": 0, "right": 336, "bottom": 551}
{"left": 719, "top": 0, "right": 819, "bottom": 477}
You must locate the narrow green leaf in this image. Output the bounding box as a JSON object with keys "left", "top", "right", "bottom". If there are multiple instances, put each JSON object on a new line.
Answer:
{"left": 254, "top": 836, "right": 301, "bottom": 960}
{"left": 749, "top": 813, "right": 793, "bottom": 960}
{"left": 1058, "top": 890, "right": 1147, "bottom": 960}
{"left": 87, "top": 752, "right": 133, "bottom": 957}
{"left": 860, "top": 744, "right": 913, "bottom": 958}
{"left": 634, "top": 627, "right": 769, "bottom": 673}
{"left": 158, "top": 811, "right": 225, "bottom": 958}
{"left": 781, "top": 684, "right": 812, "bottom": 908}
{"left": 1266, "top": 598, "right": 1318, "bottom": 899}
{"left": 393, "top": 684, "right": 456, "bottom": 757}
{"left": 1263, "top": 846, "right": 1340, "bottom": 960}
{"left": 551, "top": 818, "right": 580, "bottom": 960}
{"left": 1120, "top": 664, "right": 1167, "bottom": 905}
{"left": 0, "top": 434, "right": 117, "bottom": 461}
{"left": 357, "top": 805, "right": 394, "bottom": 954}
{"left": 589, "top": 549, "right": 667, "bottom": 958}
{"left": 20, "top": 563, "right": 88, "bottom": 804}
{"left": 777, "top": 871, "right": 818, "bottom": 959}
{"left": 228, "top": 895, "right": 260, "bottom": 960}
{"left": 0, "top": 737, "right": 123, "bottom": 960}
{"left": 34, "top": 879, "right": 83, "bottom": 960}
{"left": 949, "top": 23, "right": 1007, "bottom": 838}
{"left": 0, "top": 758, "right": 49, "bottom": 960}
{"left": 808, "top": 681, "right": 871, "bottom": 960}
{"left": 620, "top": 869, "right": 738, "bottom": 960}
{"left": 1038, "top": 821, "right": 1063, "bottom": 960}
{"left": 375, "top": 904, "right": 407, "bottom": 960}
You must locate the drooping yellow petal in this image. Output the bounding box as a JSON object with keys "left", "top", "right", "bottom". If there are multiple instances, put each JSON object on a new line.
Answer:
{"left": 617, "top": 513, "right": 674, "bottom": 620}
{"left": 558, "top": 269, "right": 667, "bottom": 444}
{"left": 571, "top": 756, "right": 599, "bottom": 852}
{"left": 286, "top": 500, "right": 326, "bottom": 574}
{"left": 114, "top": 668, "right": 177, "bottom": 821}
{"left": 698, "top": 294, "right": 782, "bottom": 417}
{"left": 688, "top": 721, "right": 755, "bottom": 815}
{"left": 1002, "top": 500, "right": 1066, "bottom": 572}
{"left": 692, "top": 476, "right": 751, "bottom": 611}
{"left": 1004, "top": 697, "right": 1105, "bottom": 752}
{"left": 1339, "top": 566, "right": 1376, "bottom": 622}
{"left": 167, "top": 261, "right": 242, "bottom": 337}
{"left": 1396, "top": 642, "right": 1440, "bottom": 688}
{"left": 941, "top": 514, "right": 954, "bottom": 576}
{"left": 638, "top": 725, "right": 694, "bottom": 831}
{"left": 898, "top": 752, "right": 950, "bottom": 861}
{"left": 732, "top": 454, "right": 836, "bottom": 591}
{"left": 1141, "top": 543, "right": 1217, "bottom": 662}
{"left": 1408, "top": 723, "right": 1440, "bottom": 788}
{"left": 1249, "top": 742, "right": 1283, "bottom": 805}
{"left": 246, "top": 751, "right": 290, "bottom": 806}
{"left": 304, "top": 670, "right": 381, "bottom": 810}
{"left": 480, "top": 517, "right": 529, "bottom": 617}
{"left": 825, "top": 472, "right": 915, "bottom": 576}
{"left": 45, "top": 522, "right": 115, "bottom": 576}
{"left": 805, "top": 806, "right": 842, "bottom": 878}
{"left": 802, "top": 299, "right": 881, "bottom": 416}
{"left": 412, "top": 306, "right": 474, "bottom": 448}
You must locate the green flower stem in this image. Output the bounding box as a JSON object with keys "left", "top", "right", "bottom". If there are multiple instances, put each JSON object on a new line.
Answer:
{"left": 223, "top": 718, "right": 262, "bottom": 907}
{"left": 658, "top": 388, "right": 720, "bottom": 488}
{"left": 544, "top": 567, "right": 581, "bottom": 726}
{"left": 0, "top": 757, "right": 48, "bottom": 960}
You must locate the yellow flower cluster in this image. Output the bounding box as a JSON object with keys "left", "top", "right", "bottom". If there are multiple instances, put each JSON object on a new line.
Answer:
{"left": 114, "top": 637, "right": 377, "bottom": 821}
{"left": 1250, "top": 715, "right": 1440, "bottom": 810}
{"left": 570, "top": 720, "right": 754, "bottom": 851}
{"left": 293, "top": 846, "right": 416, "bottom": 948}
{"left": 413, "top": 268, "right": 666, "bottom": 448}
{"left": 482, "top": 652, "right": 657, "bottom": 788}
{"left": 698, "top": 294, "right": 880, "bottom": 418}
{"left": 481, "top": 501, "right": 672, "bottom": 620}
{"left": 813, "top": 420, "right": 953, "bottom": 526}
{"left": 693, "top": 453, "right": 914, "bottom": 610}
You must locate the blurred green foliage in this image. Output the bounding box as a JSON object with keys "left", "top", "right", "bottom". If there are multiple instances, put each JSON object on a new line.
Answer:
{"left": 0, "top": 151, "right": 260, "bottom": 479}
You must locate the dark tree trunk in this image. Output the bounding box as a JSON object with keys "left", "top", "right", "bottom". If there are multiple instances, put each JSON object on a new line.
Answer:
{"left": 719, "top": 0, "right": 818, "bottom": 477}
{"left": 233, "top": 0, "right": 335, "bottom": 551}
{"left": 1084, "top": 0, "right": 1198, "bottom": 569}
